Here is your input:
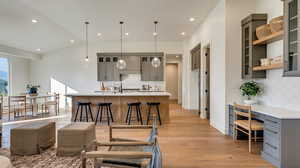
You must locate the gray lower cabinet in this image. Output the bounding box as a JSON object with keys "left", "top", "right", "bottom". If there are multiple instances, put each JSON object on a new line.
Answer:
{"left": 141, "top": 56, "right": 164, "bottom": 81}
{"left": 227, "top": 105, "right": 300, "bottom": 168}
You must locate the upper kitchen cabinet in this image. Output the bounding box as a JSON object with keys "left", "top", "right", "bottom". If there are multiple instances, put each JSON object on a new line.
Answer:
{"left": 283, "top": 0, "right": 300, "bottom": 76}
{"left": 97, "top": 54, "right": 120, "bottom": 81}
{"left": 191, "top": 43, "right": 201, "bottom": 71}
{"left": 141, "top": 53, "right": 164, "bottom": 81}
{"left": 241, "top": 14, "right": 267, "bottom": 79}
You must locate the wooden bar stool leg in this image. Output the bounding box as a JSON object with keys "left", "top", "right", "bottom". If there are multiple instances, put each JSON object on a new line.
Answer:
{"left": 109, "top": 105, "right": 114, "bottom": 122}
{"left": 147, "top": 105, "right": 151, "bottom": 125}
{"left": 88, "top": 104, "right": 94, "bottom": 121}
{"left": 74, "top": 105, "right": 80, "bottom": 122}
{"left": 156, "top": 104, "right": 162, "bottom": 125}
{"left": 95, "top": 106, "right": 100, "bottom": 125}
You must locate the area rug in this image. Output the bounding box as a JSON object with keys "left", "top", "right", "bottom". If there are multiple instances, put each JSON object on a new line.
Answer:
{"left": 1, "top": 148, "right": 95, "bottom": 168}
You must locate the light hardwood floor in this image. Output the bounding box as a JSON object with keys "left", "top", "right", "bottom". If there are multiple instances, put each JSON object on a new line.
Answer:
{"left": 2, "top": 103, "right": 274, "bottom": 168}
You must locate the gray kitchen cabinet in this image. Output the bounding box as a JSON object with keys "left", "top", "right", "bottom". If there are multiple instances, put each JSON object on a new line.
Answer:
{"left": 241, "top": 14, "right": 267, "bottom": 79}
{"left": 141, "top": 56, "right": 164, "bottom": 81}
{"left": 97, "top": 52, "right": 164, "bottom": 81}
{"left": 283, "top": 0, "right": 300, "bottom": 76}
{"left": 141, "top": 57, "right": 151, "bottom": 81}
{"left": 97, "top": 56, "right": 106, "bottom": 81}
{"left": 97, "top": 56, "right": 120, "bottom": 81}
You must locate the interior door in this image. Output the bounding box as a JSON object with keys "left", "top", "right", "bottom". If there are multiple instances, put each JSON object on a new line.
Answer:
{"left": 205, "top": 47, "right": 210, "bottom": 120}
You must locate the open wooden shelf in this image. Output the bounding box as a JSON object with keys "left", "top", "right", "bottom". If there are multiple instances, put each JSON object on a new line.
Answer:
{"left": 253, "top": 30, "right": 284, "bottom": 45}
{"left": 253, "top": 63, "right": 283, "bottom": 71}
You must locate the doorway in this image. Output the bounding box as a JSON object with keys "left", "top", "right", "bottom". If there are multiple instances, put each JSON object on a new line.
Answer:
{"left": 204, "top": 46, "right": 211, "bottom": 120}
{"left": 166, "top": 63, "right": 179, "bottom": 103}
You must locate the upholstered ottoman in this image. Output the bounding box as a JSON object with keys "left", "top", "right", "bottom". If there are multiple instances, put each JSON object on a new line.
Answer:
{"left": 10, "top": 122, "right": 56, "bottom": 155}
{"left": 57, "top": 122, "right": 95, "bottom": 156}
{"left": 0, "top": 156, "right": 12, "bottom": 168}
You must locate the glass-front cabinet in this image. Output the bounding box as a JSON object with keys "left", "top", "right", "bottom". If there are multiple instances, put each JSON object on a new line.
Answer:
{"left": 284, "top": 0, "right": 300, "bottom": 76}
{"left": 241, "top": 14, "right": 267, "bottom": 79}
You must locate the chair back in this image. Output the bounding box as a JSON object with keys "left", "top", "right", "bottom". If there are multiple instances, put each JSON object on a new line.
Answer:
{"left": 9, "top": 96, "right": 26, "bottom": 106}
{"left": 233, "top": 103, "right": 252, "bottom": 125}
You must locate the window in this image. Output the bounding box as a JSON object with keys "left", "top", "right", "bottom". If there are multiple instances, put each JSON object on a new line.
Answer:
{"left": 0, "top": 57, "right": 9, "bottom": 95}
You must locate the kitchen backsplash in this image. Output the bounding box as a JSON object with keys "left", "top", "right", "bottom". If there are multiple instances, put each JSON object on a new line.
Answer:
{"left": 99, "top": 74, "right": 165, "bottom": 90}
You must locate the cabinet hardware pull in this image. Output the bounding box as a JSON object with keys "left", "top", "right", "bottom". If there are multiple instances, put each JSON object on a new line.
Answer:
{"left": 266, "top": 119, "right": 278, "bottom": 124}
{"left": 265, "top": 128, "right": 278, "bottom": 134}
{"left": 265, "top": 142, "right": 278, "bottom": 150}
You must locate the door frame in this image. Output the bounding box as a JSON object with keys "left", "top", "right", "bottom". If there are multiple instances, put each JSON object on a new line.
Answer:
{"left": 202, "top": 44, "right": 211, "bottom": 119}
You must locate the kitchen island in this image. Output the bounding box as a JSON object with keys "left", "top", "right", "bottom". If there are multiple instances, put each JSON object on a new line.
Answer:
{"left": 65, "top": 92, "right": 171, "bottom": 124}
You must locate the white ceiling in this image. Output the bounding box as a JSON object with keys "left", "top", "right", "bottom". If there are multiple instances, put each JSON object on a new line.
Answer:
{"left": 0, "top": 0, "right": 219, "bottom": 54}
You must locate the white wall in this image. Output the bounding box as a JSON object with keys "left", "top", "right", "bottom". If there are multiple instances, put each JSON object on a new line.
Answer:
{"left": 225, "top": 0, "right": 258, "bottom": 105}
{"left": 253, "top": 0, "right": 300, "bottom": 110}
{"left": 182, "top": 0, "right": 226, "bottom": 133}
{"left": 166, "top": 64, "right": 179, "bottom": 100}
{"left": 29, "top": 41, "right": 183, "bottom": 94}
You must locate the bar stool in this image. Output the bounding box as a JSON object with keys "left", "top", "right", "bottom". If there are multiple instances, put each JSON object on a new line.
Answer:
{"left": 126, "top": 102, "right": 143, "bottom": 125}
{"left": 95, "top": 102, "right": 114, "bottom": 125}
{"left": 146, "top": 102, "right": 162, "bottom": 125}
{"left": 74, "top": 102, "right": 94, "bottom": 122}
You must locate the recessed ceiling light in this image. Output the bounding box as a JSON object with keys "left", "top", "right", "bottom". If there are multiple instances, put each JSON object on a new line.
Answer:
{"left": 125, "top": 32, "right": 129, "bottom": 36}
{"left": 31, "top": 19, "right": 38, "bottom": 23}
{"left": 36, "top": 48, "right": 41, "bottom": 51}
{"left": 97, "top": 33, "right": 102, "bottom": 36}
{"left": 189, "top": 17, "right": 195, "bottom": 22}
{"left": 181, "top": 32, "right": 186, "bottom": 36}
{"left": 70, "top": 40, "right": 75, "bottom": 44}
{"left": 153, "top": 32, "right": 158, "bottom": 36}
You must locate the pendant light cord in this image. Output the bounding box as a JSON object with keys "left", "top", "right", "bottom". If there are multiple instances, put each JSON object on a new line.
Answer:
{"left": 85, "top": 21, "right": 89, "bottom": 59}
{"left": 154, "top": 21, "right": 158, "bottom": 54}
{"left": 120, "top": 21, "right": 123, "bottom": 58}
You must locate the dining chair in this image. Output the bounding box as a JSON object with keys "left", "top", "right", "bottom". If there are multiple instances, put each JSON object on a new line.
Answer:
{"left": 82, "top": 118, "right": 162, "bottom": 168}
{"left": 41, "top": 93, "right": 60, "bottom": 116}
{"left": 233, "top": 103, "right": 264, "bottom": 153}
{"left": 8, "top": 96, "right": 33, "bottom": 120}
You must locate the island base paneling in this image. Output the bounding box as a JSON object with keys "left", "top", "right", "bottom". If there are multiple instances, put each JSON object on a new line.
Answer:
{"left": 70, "top": 96, "right": 169, "bottom": 124}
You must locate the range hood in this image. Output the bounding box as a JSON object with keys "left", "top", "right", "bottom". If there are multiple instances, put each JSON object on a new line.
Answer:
{"left": 119, "top": 56, "right": 141, "bottom": 74}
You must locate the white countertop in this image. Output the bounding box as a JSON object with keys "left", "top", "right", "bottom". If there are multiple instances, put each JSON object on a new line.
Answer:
{"left": 65, "top": 91, "right": 171, "bottom": 97}
{"left": 229, "top": 103, "right": 300, "bottom": 119}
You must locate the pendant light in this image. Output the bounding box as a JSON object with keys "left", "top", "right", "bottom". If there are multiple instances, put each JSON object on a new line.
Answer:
{"left": 116, "top": 21, "right": 127, "bottom": 70}
{"left": 84, "top": 21, "right": 89, "bottom": 62}
{"left": 152, "top": 21, "right": 161, "bottom": 68}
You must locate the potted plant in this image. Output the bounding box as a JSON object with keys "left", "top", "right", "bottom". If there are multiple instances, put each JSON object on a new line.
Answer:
{"left": 26, "top": 84, "right": 40, "bottom": 96}
{"left": 240, "top": 81, "right": 262, "bottom": 105}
